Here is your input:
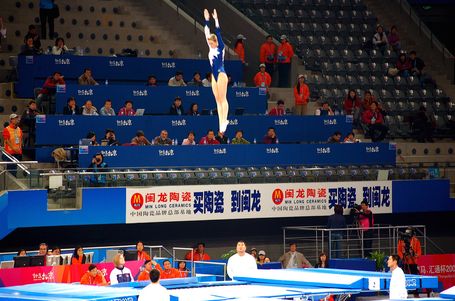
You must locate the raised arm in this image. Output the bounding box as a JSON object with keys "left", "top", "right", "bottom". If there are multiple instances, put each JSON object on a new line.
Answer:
{"left": 212, "top": 9, "right": 225, "bottom": 50}
{"left": 204, "top": 9, "right": 211, "bottom": 46}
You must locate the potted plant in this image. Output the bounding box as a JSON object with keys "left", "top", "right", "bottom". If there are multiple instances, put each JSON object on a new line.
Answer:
{"left": 370, "top": 250, "right": 386, "bottom": 271}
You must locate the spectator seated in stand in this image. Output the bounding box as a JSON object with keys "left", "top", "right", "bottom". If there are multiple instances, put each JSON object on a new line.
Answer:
{"left": 20, "top": 100, "right": 40, "bottom": 147}
{"left": 20, "top": 37, "right": 41, "bottom": 55}
{"left": 182, "top": 131, "right": 196, "bottom": 145}
{"left": 146, "top": 75, "right": 158, "bottom": 87}
{"left": 24, "top": 24, "right": 41, "bottom": 50}
{"left": 263, "top": 127, "right": 278, "bottom": 144}
{"left": 178, "top": 261, "right": 189, "bottom": 277}
{"left": 118, "top": 100, "right": 136, "bottom": 116}
{"left": 17, "top": 249, "right": 27, "bottom": 256}
{"left": 253, "top": 63, "right": 272, "bottom": 90}
{"left": 362, "top": 90, "right": 382, "bottom": 113}
{"left": 160, "top": 260, "right": 180, "bottom": 279}
{"left": 37, "top": 71, "right": 65, "bottom": 114}
{"left": 362, "top": 101, "right": 388, "bottom": 142}
{"left": 78, "top": 68, "right": 99, "bottom": 86}
{"left": 199, "top": 129, "right": 220, "bottom": 145}
{"left": 388, "top": 26, "right": 401, "bottom": 53}
{"left": 343, "top": 89, "right": 362, "bottom": 118}
{"left": 52, "top": 37, "right": 69, "bottom": 55}
{"left": 396, "top": 52, "right": 412, "bottom": 78}
{"left": 102, "top": 128, "right": 120, "bottom": 146}
{"left": 216, "top": 131, "right": 229, "bottom": 144}
{"left": 184, "top": 242, "right": 211, "bottom": 261}
{"left": 80, "top": 264, "right": 108, "bottom": 286}
{"left": 169, "top": 97, "right": 185, "bottom": 116}
{"left": 316, "top": 252, "right": 329, "bottom": 268}
{"left": 268, "top": 100, "right": 286, "bottom": 116}
{"left": 409, "top": 50, "right": 434, "bottom": 87}
{"left": 327, "top": 131, "right": 342, "bottom": 143}
{"left": 63, "top": 97, "right": 81, "bottom": 115}
{"left": 131, "top": 130, "right": 152, "bottom": 146}
{"left": 188, "top": 103, "right": 199, "bottom": 116}
{"left": 344, "top": 132, "right": 359, "bottom": 143}
{"left": 88, "top": 153, "right": 107, "bottom": 186}
{"left": 85, "top": 131, "right": 99, "bottom": 146}
{"left": 411, "top": 105, "right": 434, "bottom": 143}
{"left": 71, "top": 246, "right": 87, "bottom": 265}
{"left": 153, "top": 130, "right": 172, "bottom": 146}
{"left": 168, "top": 71, "right": 186, "bottom": 87}
{"left": 315, "top": 101, "right": 334, "bottom": 116}
{"left": 257, "top": 250, "right": 271, "bottom": 265}
{"left": 81, "top": 100, "right": 99, "bottom": 116}
{"left": 231, "top": 130, "right": 250, "bottom": 144}
{"left": 202, "top": 72, "right": 212, "bottom": 87}
{"left": 187, "top": 72, "right": 203, "bottom": 86}
{"left": 99, "top": 99, "right": 116, "bottom": 116}
{"left": 372, "top": 25, "right": 388, "bottom": 55}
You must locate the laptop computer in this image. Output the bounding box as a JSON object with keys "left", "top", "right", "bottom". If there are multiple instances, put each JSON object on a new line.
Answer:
{"left": 135, "top": 109, "right": 145, "bottom": 116}
{"left": 0, "top": 260, "right": 14, "bottom": 269}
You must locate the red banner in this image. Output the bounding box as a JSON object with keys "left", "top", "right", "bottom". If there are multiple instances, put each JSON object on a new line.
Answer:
{"left": 419, "top": 254, "right": 455, "bottom": 289}
{"left": 0, "top": 261, "right": 144, "bottom": 287}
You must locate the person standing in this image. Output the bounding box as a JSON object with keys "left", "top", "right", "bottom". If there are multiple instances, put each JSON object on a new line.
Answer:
{"left": 20, "top": 100, "right": 40, "bottom": 147}
{"left": 2, "top": 114, "right": 23, "bottom": 177}
{"left": 227, "top": 241, "right": 258, "bottom": 279}
{"left": 138, "top": 269, "right": 170, "bottom": 301}
{"left": 136, "top": 241, "right": 151, "bottom": 261}
{"left": 234, "top": 34, "right": 246, "bottom": 65}
{"left": 355, "top": 201, "right": 374, "bottom": 258}
{"left": 39, "top": 0, "right": 56, "bottom": 39}
{"left": 259, "top": 35, "right": 277, "bottom": 79}
{"left": 397, "top": 227, "right": 422, "bottom": 297}
{"left": 253, "top": 64, "right": 272, "bottom": 91}
{"left": 277, "top": 35, "right": 294, "bottom": 87}
{"left": 293, "top": 75, "right": 310, "bottom": 115}
{"left": 278, "top": 242, "right": 312, "bottom": 269}
{"left": 327, "top": 205, "right": 347, "bottom": 258}
{"left": 388, "top": 254, "right": 408, "bottom": 300}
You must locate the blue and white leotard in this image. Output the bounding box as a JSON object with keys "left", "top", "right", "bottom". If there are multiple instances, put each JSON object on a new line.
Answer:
{"left": 205, "top": 20, "right": 225, "bottom": 81}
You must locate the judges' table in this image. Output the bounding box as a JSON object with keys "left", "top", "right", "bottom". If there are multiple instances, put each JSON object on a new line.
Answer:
{"left": 55, "top": 85, "right": 267, "bottom": 115}
{"left": 17, "top": 55, "right": 243, "bottom": 98}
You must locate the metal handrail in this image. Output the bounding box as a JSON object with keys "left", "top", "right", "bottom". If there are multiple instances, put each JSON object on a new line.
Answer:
{"left": 194, "top": 260, "right": 227, "bottom": 281}
{"left": 0, "top": 148, "right": 33, "bottom": 176}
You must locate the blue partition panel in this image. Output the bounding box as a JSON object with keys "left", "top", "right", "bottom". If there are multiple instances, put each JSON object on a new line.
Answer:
{"left": 55, "top": 85, "right": 267, "bottom": 115}
{"left": 77, "top": 143, "right": 395, "bottom": 168}
{"left": 17, "top": 55, "right": 243, "bottom": 97}
{"left": 35, "top": 115, "right": 352, "bottom": 146}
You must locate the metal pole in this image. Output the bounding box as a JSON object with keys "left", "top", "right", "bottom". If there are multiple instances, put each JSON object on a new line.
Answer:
{"left": 423, "top": 226, "right": 427, "bottom": 255}
{"left": 328, "top": 230, "right": 331, "bottom": 258}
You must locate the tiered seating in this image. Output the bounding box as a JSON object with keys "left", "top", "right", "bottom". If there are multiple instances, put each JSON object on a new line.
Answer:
{"left": 228, "top": 0, "right": 455, "bottom": 139}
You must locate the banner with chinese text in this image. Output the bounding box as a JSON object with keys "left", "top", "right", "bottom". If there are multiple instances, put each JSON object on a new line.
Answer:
{"left": 419, "top": 254, "right": 455, "bottom": 289}
{"left": 126, "top": 181, "right": 392, "bottom": 223}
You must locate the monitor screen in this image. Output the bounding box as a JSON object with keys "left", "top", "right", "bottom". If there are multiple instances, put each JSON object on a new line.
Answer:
{"left": 123, "top": 250, "right": 138, "bottom": 262}
{"left": 30, "top": 255, "right": 46, "bottom": 267}
{"left": 13, "top": 256, "right": 31, "bottom": 268}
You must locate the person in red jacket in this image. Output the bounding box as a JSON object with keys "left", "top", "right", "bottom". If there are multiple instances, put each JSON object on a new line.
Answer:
{"left": 268, "top": 100, "right": 286, "bottom": 116}
{"left": 259, "top": 35, "right": 277, "bottom": 78}
{"left": 71, "top": 246, "right": 87, "bottom": 265}
{"left": 343, "top": 90, "right": 362, "bottom": 115}
{"left": 234, "top": 34, "right": 246, "bottom": 64}
{"left": 37, "top": 71, "right": 65, "bottom": 114}
{"left": 80, "top": 264, "right": 108, "bottom": 286}
{"left": 160, "top": 260, "right": 181, "bottom": 279}
{"left": 136, "top": 241, "right": 151, "bottom": 261}
{"left": 199, "top": 129, "right": 220, "bottom": 145}
{"left": 277, "top": 35, "right": 294, "bottom": 87}
{"left": 362, "top": 101, "right": 388, "bottom": 142}
{"left": 293, "top": 74, "right": 310, "bottom": 115}
{"left": 185, "top": 243, "right": 211, "bottom": 261}
{"left": 253, "top": 64, "right": 272, "bottom": 90}
{"left": 2, "top": 114, "right": 23, "bottom": 177}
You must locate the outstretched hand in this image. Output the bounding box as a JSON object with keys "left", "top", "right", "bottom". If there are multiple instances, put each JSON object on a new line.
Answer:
{"left": 204, "top": 9, "right": 210, "bottom": 21}
{"left": 212, "top": 9, "right": 218, "bottom": 20}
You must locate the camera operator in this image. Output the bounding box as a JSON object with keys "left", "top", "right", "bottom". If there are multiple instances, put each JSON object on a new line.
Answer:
{"left": 397, "top": 227, "right": 422, "bottom": 297}
{"left": 88, "top": 153, "right": 108, "bottom": 186}
{"left": 353, "top": 201, "right": 374, "bottom": 258}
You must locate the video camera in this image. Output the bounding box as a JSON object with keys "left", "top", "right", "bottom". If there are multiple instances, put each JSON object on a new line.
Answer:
{"left": 350, "top": 204, "right": 362, "bottom": 218}
{"left": 398, "top": 227, "right": 414, "bottom": 256}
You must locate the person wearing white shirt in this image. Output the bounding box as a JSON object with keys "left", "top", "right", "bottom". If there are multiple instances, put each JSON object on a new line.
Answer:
{"left": 138, "top": 269, "right": 170, "bottom": 301}
{"left": 388, "top": 254, "right": 408, "bottom": 300}
{"left": 227, "top": 241, "right": 258, "bottom": 279}
{"left": 109, "top": 253, "right": 134, "bottom": 285}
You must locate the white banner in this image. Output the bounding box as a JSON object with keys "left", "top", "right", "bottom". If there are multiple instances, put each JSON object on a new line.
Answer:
{"left": 126, "top": 181, "right": 392, "bottom": 224}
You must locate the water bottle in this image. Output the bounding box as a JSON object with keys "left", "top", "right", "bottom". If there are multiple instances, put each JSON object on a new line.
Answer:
{"left": 276, "top": 138, "right": 279, "bottom": 144}
{"left": 105, "top": 79, "right": 109, "bottom": 85}
{"left": 227, "top": 138, "right": 230, "bottom": 144}
{"left": 253, "top": 138, "right": 257, "bottom": 144}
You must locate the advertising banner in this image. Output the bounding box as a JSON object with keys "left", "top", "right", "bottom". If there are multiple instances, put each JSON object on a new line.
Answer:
{"left": 419, "top": 254, "right": 455, "bottom": 289}
{"left": 126, "top": 181, "right": 392, "bottom": 223}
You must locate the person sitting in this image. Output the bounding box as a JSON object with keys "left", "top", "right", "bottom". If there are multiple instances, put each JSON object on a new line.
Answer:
{"left": 81, "top": 100, "right": 98, "bottom": 116}
{"left": 279, "top": 242, "right": 312, "bottom": 269}
{"left": 412, "top": 105, "right": 434, "bottom": 143}
{"left": 138, "top": 259, "right": 163, "bottom": 281}
{"left": 253, "top": 63, "right": 272, "bottom": 90}
{"left": 63, "top": 97, "right": 80, "bottom": 115}
{"left": 20, "top": 37, "right": 41, "bottom": 55}
{"left": 169, "top": 97, "right": 184, "bottom": 115}
{"left": 372, "top": 25, "right": 388, "bottom": 54}
{"left": 88, "top": 153, "right": 107, "bottom": 186}
{"left": 362, "top": 101, "right": 388, "bottom": 142}
{"left": 78, "top": 68, "right": 98, "bottom": 85}
{"left": 20, "top": 100, "right": 40, "bottom": 147}
{"left": 263, "top": 127, "right": 278, "bottom": 144}
{"left": 202, "top": 72, "right": 212, "bottom": 87}
{"left": 187, "top": 72, "right": 203, "bottom": 86}
{"left": 138, "top": 269, "right": 170, "bottom": 301}
{"left": 231, "top": 130, "right": 250, "bottom": 144}
{"left": 343, "top": 132, "right": 358, "bottom": 143}
{"left": 71, "top": 246, "right": 87, "bottom": 265}
{"left": 188, "top": 103, "right": 199, "bottom": 116}
{"left": 409, "top": 50, "right": 425, "bottom": 78}
{"left": 343, "top": 89, "right": 362, "bottom": 116}
{"left": 17, "top": 249, "right": 27, "bottom": 256}
{"left": 146, "top": 75, "right": 158, "bottom": 87}
{"left": 396, "top": 52, "right": 412, "bottom": 78}
{"left": 110, "top": 253, "right": 134, "bottom": 284}
{"left": 257, "top": 250, "right": 271, "bottom": 265}
{"left": 362, "top": 90, "right": 377, "bottom": 112}
{"left": 131, "top": 130, "right": 152, "bottom": 146}
{"left": 388, "top": 26, "right": 401, "bottom": 53}
{"left": 216, "top": 131, "right": 229, "bottom": 144}
{"left": 37, "top": 71, "right": 65, "bottom": 114}
{"left": 103, "top": 129, "right": 120, "bottom": 146}
{"left": 85, "top": 131, "right": 99, "bottom": 146}
{"left": 99, "top": 99, "right": 115, "bottom": 116}
{"left": 168, "top": 71, "right": 186, "bottom": 87}
{"left": 52, "top": 37, "right": 69, "bottom": 55}
{"left": 118, "top": 100, "right": 136, "bottom": 116}
{"left": 199, "top": 129, "right": 220, "bottom": 145}
{"left": 24, "top": 24, "right": 41, "bottom": 49}
{"left": 268, "top": 100, "right": 286, "bottom": 116}
{"left": 184, "top": 242, "right": 211, "bottom": 261}
{"left": 315, "top": 101, "right": 334, "bottom": 116}
{"left": 154, "top": 130, "right": 173, "bottom": 145}
{"left": 178, "top": 261, "right": 189, "bottom": 277}
{"left": 136, "top": 241, "right": 151, "bottom": 261}
{"left": 316, "top": 252, "right": 329, "bottom": 268}
{"left": 182, "top": 131, "right": 196, "bottom": 145}
{"left": 80, "top": 264, "right": 108, "bottom": 286}
{"left": 160, "top": 260, "right": 181, "bottom": 279}
{"left": 327, "top": 131, "right": 342, "bottom": 143}
{"left": 250, "top": 248, "right": 258, "bottom": 261}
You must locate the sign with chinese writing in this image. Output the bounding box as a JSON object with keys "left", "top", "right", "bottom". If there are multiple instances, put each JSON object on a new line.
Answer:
{"left": 419, "top": 254, "right": 455, "bottom": 289}
{"left": 125, "top": 181, "right": 392, "bottom": 223}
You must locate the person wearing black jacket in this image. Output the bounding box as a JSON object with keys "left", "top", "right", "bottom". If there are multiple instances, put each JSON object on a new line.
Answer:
{"left": 169, "top": 97, "right": 184, "bottom": 115}
{"left": 409, "top": 51, "right": 425, "bottom": 78}
{"left": 327, "top": 205, "right": 347, "bottom": 258}
{"left": 63, "top": 97, "right": 81, "bottom": 115}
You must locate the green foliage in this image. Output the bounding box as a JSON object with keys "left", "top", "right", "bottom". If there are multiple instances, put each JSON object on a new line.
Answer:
{"left": 220, "top": 249, "right": 236, "bottom": 260}
{"left": 369, "top": 250, "right": 386, "bottom": 271}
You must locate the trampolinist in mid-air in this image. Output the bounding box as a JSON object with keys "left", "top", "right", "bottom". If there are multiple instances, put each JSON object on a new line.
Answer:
{"left": 204, "top": 8, "right": 229, "bottom": 133}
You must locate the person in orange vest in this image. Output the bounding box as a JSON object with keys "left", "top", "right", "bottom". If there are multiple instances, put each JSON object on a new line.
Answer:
{"left": 71, "top": 246, "right": 87, "bottom": 265}
{"left": 160, "top": 259, "right": 181, "bottom": 279}
{"left": 259, "top": 35, "right": 277, "bottom": 80}
{"left": 234, "top": 34, "right": 246, "bottom": 64}
{"left": 253, "top": 64, "right": 272, "bottom": 91}
{"left": 277, "top": 35, "right": 294, "bottom": 87}
{"left": 185, "top": 242, "right": 211, "bottom": 261}
{"left": 293, "top": 74, "right": 310, "bottom": 115}
{"left": 397, "top": 227, "right": 422, "bottom": 297}
{"left": 138, "top": 259, "right": 164, "bottom": 281}
{"left": 136, "top": 241, "right": 151, "bottom": 261}
{"left": 2, "top": 114, "right": 23, "bottom": 177}
{"left": 80, "top": 264, "right": 108, "bottom": 286}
